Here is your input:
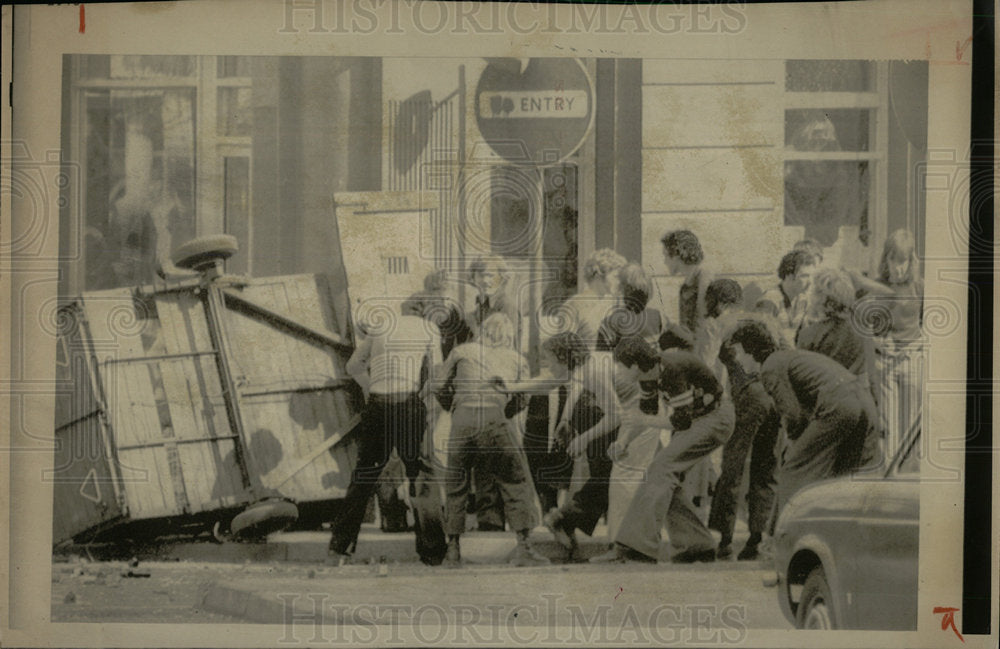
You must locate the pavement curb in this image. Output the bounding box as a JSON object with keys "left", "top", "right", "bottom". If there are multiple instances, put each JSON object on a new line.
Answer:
{"left": 200, "top": 582, "right": 287, "bottom": 624}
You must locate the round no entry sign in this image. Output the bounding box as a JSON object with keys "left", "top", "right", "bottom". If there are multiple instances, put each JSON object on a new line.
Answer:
{"left": 475, "top": 58, "right": 594, "bottom": 165}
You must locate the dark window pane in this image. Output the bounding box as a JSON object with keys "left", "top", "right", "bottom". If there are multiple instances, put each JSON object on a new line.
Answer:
{"left": 224, "top": 156, "right": 251, "bottom": 275}
{"left": 217, "top": 56, "right": 253, "bottom": 78}
{"left": 786, "top": 60, "right": 874, "bottom": 92}
{"left": 541, "top": 165, "right": 578, "bottom": 315}
{"left": 784, "top": 161, "right": 869, "bottom": 247}
{"left": 490, "top": 166, "right": 540, "bottom": 259}
{"left": 786, "top": 109, "right": 871, "bottom": 151}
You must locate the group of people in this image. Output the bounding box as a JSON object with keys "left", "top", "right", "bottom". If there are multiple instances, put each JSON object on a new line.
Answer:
{"left": 328, "top": 226, "right": 924, "bottom": 567}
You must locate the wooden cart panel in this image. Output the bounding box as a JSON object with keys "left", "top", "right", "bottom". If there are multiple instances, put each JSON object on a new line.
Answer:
{"left": 53, "top": 273, "right": 362, "bottom": 543}
{"left": 52, "top": 311, "right": 125, "bottom": 543}
{"left": 220, "top": 275, "right": 361, "bottom": 501}
{"left": 79, "top": 289, "right": 252, "bottom": 519}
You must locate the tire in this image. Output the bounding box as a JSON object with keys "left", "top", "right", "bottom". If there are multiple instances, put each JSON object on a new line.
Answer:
{"left": 171, "top": 234, "right": 239, "bottom": 270}
{"left": 796, "top": 566, "right": 837, "bottom": 630}
{"left": 229, "top": 499, "right": 299, "bottom": 540}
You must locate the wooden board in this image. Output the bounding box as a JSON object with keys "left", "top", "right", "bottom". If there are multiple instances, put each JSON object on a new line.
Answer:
{"left": 51, "top": 301, "right": 125, "bottom": 544}
{"left": 220, "top": 274, "right": 363, "bottom": 502}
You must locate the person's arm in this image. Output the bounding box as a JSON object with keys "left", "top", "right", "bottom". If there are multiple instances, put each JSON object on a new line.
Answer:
{"left": 345, "top": 335, "right": 373, "bottom": 396}
{"left": 846, "top": 268, "right": 894, "bottom": 297}
{"left": 566, "top": 361, "right": 622, "bottom": 457}
{"left": 503, "top": 371, "right": 566, "bottom": 394}
{"left": 760, "top": 365, "right": 806, "bottom": 440}
{"left": 430, "top": 346, "right": 461, "bottom": 392}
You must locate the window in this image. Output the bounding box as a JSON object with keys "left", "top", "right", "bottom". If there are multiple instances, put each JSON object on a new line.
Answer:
{"left": 783, "top": 61, "right": 885, "bottom": 264}
{"left": 67, "top": 55, "right": 255, "bottom": 292}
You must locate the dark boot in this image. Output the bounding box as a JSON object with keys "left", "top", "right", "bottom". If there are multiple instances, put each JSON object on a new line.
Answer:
{"left": 738, "top": 533, "right": 762, "bottom": 561}
{"left": 543, "top": 509, "right": 577, "bottom": 558}
{"left": 717, "top": 535, "right": 733, "bottom": 560}
{"left": 509, "top": 530, "right": 551, "bottom": 567}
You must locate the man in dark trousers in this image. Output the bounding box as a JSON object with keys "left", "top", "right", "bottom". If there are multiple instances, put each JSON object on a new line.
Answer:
{"left": 329, "top": 301, "right": 442, "bottom": 565}
{"left": 591, "top": 329, "right": 735, "bottom": 564}
{"left": 723, "top": 320, "right": 881, "bottom": 516}
{"left": 709, "top": 317, "right": 782, "bottom": 561}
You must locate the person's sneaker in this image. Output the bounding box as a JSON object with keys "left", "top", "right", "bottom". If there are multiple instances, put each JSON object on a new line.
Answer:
{"left": 509, "top": 539, "right": 551, "bottom": 567}
{"left": 670, "top": 548, "right": 716, "bottom": 564}
{"left": 543, "top": 510, "right": 576, "bottom": 553}
{"left": 589, "top": 544, "right": 656, "bottom": 564}
{"left": 737, "top": 544, "right": 760, "bottom": 561}
{"left": 589, "top": 545, "right": 628, "bottom": 564}
{"left": 716, "top": 543, "right": 733, "bottom": 560}
{"left": 443, "top": 538, "right": 462, "bottom": 568}
{"left": 325, "top": 551, "right": 350, "bottom": 567}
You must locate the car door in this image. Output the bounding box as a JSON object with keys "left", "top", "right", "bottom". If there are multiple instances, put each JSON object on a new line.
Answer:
{"left": 853, "top": 441, "right": 921, "bottom": 629}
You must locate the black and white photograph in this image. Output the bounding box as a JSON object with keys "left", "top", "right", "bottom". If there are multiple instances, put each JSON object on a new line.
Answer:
{"left": 2, "top": 1, "right": 992, "bottom": 647}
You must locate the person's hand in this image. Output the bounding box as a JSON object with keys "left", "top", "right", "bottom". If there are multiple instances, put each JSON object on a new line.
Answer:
{"left": 566, "top": 435, "right": 587, "bottom": 459}
{"left": 607, "top": 440, "right": 628, "bottom": 462}
{"left": 554, "top": 421, "right": 573, "bottom": 448}
{"left": 620, "top": 410, "right": 642, "bottom": 430}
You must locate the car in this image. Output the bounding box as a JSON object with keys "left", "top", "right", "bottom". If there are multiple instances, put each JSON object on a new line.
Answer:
{"left": 773, "top": 422, "right": 920, "bottom": 630}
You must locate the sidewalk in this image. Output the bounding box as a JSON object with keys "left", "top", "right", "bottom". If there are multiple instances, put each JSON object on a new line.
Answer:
{"left": 57, "top": 522, "right": 753, "bottom": 566}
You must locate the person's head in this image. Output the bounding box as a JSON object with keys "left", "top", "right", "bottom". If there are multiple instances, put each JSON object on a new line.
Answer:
{"left": 541, "top": 331, "right": 590, "bottom": 378}
{"left": 479, "top": 313, "right": 515, "bottom": 349}
{"left": 705, "top": 278, "right": 743, "bottom": 319}
{"left": 808, "top": 268, "right": 856, "bottom": 320}
{"left": 423, "top": 268, "right": 448, "bottom": 294}
{"left": 582, "top": 248, "right": 627, "bottom": 296}
{"left": 777, "top": 249, "right": 817, "bottom": 301}
{"left": 468, "top": 256, "right": 509, "bottom": 296}
{"left": 658, "top": 322, "right": 695, "bottom": 352}
{"left": 618, "top": 263, "right": 653, "bottom": 313}
{"left": 878, "top": 229, "right": 919, "bottom": 285}
{"left": 660, "top": 230, "right": 703, "bottom": 275}
{"left": 721, "top": 319, "right": 779, "bottom": 374}
{"left": 614, "top": 335, "right": 660, "bottom": 384}
{"left": 793, "top": 238, "right": 824, "bottom": 266}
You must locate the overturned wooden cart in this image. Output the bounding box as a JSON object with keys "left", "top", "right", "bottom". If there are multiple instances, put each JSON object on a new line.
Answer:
{"left": 52, "top": 236, "right": 366, "bottom": 545}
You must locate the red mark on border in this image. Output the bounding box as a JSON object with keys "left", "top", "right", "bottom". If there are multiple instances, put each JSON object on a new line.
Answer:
{"left": 956, "top": 36, "right": 973, "bottom": 62}
{"left": 933, "top": 607, "right": 964, "bottom": 643}
{"left": 79, "top": 4, "right": 85, "bottom": 34}
{"left": 614, "top": 586, "right": 623, "bottom": 600}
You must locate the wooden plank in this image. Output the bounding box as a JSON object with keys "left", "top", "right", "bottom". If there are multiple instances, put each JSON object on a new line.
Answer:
{"left": 643, "top": 59, "right": 782, "bottom": 86}
{"left": 642, "top": 147, "right": 782, "bottom": 212}
{"left": 642, "top": 84, "right": 781, "bottom": 148}
{"left": 641, "top": 210, "right": 799, "bottom": 276}
{"left": 80, "top": 290, "right": 151, "bottom": 359}
{"left": 51, "top": 414, "right": 124, "bottom": 543}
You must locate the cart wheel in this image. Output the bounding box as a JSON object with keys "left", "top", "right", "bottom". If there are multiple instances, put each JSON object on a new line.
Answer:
{"left": 210, "top": 520, "right": 231, "bottom": 544}
{"left": 171, "top": 234, "right": 239, "bottom": 271}
{"left": 229, "top": 499, "right": 299, "bottom": 540}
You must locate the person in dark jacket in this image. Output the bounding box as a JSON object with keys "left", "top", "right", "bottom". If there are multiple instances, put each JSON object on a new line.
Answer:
{"left": 708, "top": 317, "right": 781, "bottom": 561}
{"left": 723, "top": 321, "right": 882, "bottom": 516}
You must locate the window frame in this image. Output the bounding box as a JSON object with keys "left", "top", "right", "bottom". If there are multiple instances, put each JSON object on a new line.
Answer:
{"left": 780, "top": 61, "right": 890, "bottom": 274}
{"left": 66, "top": 55, "right": 254, "bottom": 295}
